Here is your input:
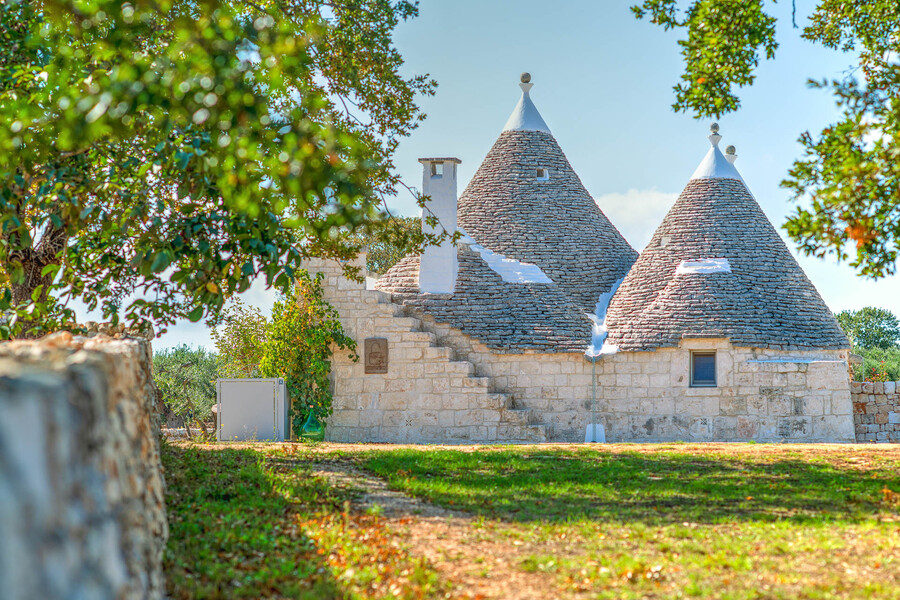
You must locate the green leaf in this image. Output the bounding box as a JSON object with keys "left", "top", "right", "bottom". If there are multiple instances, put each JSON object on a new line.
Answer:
{"left": 150, "top": 252, "right": 172, "bottom": 273}
{"left": 187, "top": 306, "right": 204, "bottom": 322}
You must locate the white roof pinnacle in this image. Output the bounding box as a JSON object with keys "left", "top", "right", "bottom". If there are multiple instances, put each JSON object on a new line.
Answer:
{"left": 690, "top": 123, "right": 742, "bottom": 181}
{"left": 502, "top": 73, "right": 551, "bottom": 134}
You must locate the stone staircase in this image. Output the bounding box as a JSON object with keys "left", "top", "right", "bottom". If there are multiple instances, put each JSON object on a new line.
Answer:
{"left": 306, "top": 257, "right": 550, "bottom": 443}
{"left": 385, "top": 299, "right": 551, "bottom": 443}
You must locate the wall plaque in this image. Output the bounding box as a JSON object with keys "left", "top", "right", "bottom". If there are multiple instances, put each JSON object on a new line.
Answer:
{"left": 364, "top": 338, "right": 389, "bottom": 374}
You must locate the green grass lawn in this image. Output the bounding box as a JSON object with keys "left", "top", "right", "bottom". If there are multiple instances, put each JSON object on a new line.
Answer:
{"left": 358, "top": 445, "right": 900, "bottom": 599}
{"left": 163, "top": 442, "right": 900, "bottom": 599}
{"left": 161, "top": 442, "right": 447, "bottom": 599}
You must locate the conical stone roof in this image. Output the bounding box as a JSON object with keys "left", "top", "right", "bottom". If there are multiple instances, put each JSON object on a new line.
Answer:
{"left": 457, "top": 78, "right": 637, "bottom": 313}
{"left": 376, "top": 245, "right": 593, "bottom": 353}
{"left": 604, "top": 127, "right": 850, "bottom": 352}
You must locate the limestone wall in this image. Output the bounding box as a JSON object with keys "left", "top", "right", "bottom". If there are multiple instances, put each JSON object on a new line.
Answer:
{"left": 306, "top": 257, "right": 549, "bottom": 443}
{"left": 0, "top": 332, "right": 167, "bottom": 600}
{"left": 594, "top": 338, "right": 854, "bottom": 442}
{"left": 852, "top": 381, "right": 900, "bottom": 443}
{"left": 312, "top": 257, "right": 855, "bottom": 444}
{"left": 413, "top": 312, "right": 595, "bottom": 441}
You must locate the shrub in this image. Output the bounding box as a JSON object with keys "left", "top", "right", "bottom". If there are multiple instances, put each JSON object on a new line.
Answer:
{"left": 853, "top": 346, "right": 900, "bottom": 382}
{"left": 210, "top": 298, "right": 268, "bottom": 378}
{"left": 259, "top": 271, "right": 357, "bottom": 432}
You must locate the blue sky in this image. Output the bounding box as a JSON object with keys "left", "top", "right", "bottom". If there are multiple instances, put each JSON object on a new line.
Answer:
{"left": 146, "top": 0, "right": 899, "bottom": 350}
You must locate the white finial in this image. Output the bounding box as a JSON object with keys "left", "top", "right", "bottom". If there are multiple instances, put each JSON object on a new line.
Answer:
{"left": 690, "top": 124, "right": 742, "bottom": 180}
{"left": 502, "top": 71, "right": 550, "bottom": 133}
{"left": 725, "top": 145, "right": 737, "bottom": 164}
{"left": 708, "top": 122, "right": 722, "bottom": 147}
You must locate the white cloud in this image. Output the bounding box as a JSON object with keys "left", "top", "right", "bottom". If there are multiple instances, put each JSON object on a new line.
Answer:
{"left": 595, "top": 188, "right": 677, "bottom": 251}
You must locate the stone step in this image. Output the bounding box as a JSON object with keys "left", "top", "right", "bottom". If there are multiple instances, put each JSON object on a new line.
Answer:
{"left": 401, "top": 331, "right": 437, "bottom": 344}
{"left": 500, "top": 408, "right": 534, "bottom": 426}
{"left": 497, "top": 422, "right": 550, "bottom": 443}
{"left": 445, "top": 361, "right": 475, "bottom": 376}
{"left": 462, "top": 376, "right": 491, "bottom": 389}
{"left": 424, "top": 346, "right": 453, "bottom": 360}
{"left": 470, "top": 393, "right": 513, "bottom": 411}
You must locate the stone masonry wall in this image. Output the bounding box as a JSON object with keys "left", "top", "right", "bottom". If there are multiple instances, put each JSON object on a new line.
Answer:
{"left": 595, "top": 338, "right": 854, "bottom": 442}
{"left": 313, "top": 257, "right": 856, "bottom": 444}
{"left": 0, "top": 332, "right": 167, "bottom": 600}
{"left": 306, "top": 257, "right": 550, "bottom": 443}
{"left": 852, "top": 381, "right": 900, "bottom": 443}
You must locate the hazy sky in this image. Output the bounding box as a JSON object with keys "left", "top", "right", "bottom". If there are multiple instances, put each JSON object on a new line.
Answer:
{"left": 139, "top": 0, "right": 900, "bottom": 351}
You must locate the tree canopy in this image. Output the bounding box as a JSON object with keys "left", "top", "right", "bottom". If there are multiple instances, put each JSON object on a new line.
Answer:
{"left": 836, "top": 306, "right": 900, "bottom": 350}
{"left": 0, "top": 0, "right": 440, "bottom": 338}
{"left": 632, "top": 0, "right": 900, "bottom": 278}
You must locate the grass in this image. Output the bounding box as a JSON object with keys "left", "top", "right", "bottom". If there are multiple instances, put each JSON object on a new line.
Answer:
{"left": 357, "top": 445, "right": 900, "bottom": 599}
{"left": 161, "top": 441, "right": 448, "bottom": 599}
{"left": 162, "top": 442, "right": 900, "bottom": 599}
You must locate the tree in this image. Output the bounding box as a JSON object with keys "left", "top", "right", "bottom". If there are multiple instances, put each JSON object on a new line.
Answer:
{"left": 153, "top": 345, "right": 218, "bottom": 437}
{"left": 836, "top": 307, "right": 900, "bottom": 350}
{"left": 259, "top": 271, "right": 356, "bottom": 431}
{"left": 632, "top": 1, "right": 900, "bottom": 278}
{"left": 210, "top": 297, "right": 268, "bottom": 378}
{"left": 0, "top": 0, "right": 443, "bottom": 339}
{"left": 348, "top": 215, "right": 420, "bottom": 275}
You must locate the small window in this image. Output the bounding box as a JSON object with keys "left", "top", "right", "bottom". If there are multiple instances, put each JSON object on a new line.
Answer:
{"left": 431, "top": 162, "right": 443, "bottom": 177}
{"left": 536, "top": 168, "right": 549, "bottom": 181}
{"left": 690, "top": 351, "right": 716, "bottom": 387}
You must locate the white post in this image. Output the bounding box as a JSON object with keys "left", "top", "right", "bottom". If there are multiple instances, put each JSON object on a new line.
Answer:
{"left": 418, "top": 157, "right": 461, "bottom": 294}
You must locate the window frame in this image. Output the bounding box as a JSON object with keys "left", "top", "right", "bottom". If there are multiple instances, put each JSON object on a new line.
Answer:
{"left": 690, "top": 351, "right": 717, "bottom": 388}
{"left": 430, "top": 162, "right": 444, "bottom": 177}
{"left": 536, "top": 167, "right": 549, "bottom": 181}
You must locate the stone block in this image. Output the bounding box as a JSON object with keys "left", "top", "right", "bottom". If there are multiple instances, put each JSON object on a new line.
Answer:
{"left": 812, "top": 415, "right": 855, "bottom": 442}
{"left": 720, "top": 396, "right": 747, "bottom": 416}
{"left": 777, "top": 416, "right": 811, "bottom": 439}
{"left": 713, "top": 416, "right": 738, "bottom": 439}
{"left": 736, "top": 416, "right": 759, "bottom": 439}
{"left": 884, "top": 382, "right": 896, "bottom": 394}
{"left": 689, "top": 417, "right": 712, "bottom": 439}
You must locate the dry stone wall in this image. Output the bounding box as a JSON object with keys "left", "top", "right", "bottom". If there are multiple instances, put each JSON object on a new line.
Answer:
{"left": 0, "top": 332, "right": 167, "bottom": 600}
{"left": 852, "top": 381, "right": 900, "bottom": 443}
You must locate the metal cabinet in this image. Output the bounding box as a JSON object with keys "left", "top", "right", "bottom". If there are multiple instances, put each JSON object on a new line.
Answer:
{"left": 216, "top": 378, "right": 290, "bottom": 442}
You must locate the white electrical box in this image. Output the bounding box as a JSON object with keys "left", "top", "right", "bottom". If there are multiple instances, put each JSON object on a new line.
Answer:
{"left": 216, "top": 378, "right": 290, "bottom": 442}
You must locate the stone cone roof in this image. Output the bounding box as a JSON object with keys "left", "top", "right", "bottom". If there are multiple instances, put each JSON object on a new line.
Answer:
{"left": 375, "top": 245, "right": 593, "bottom": 353}
{"left": 605, "top": 135, "right": 849, "bottom": 352}
{"left": 457, "top": 128, "right": 637, "bottom": 313}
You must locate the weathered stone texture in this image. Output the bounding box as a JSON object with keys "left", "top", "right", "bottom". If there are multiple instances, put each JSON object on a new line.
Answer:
{"left": 376, "top": 245, "right": 593, "bottom": 353}
{"left": 314, "top": 257, "right": 856, "bottom": 444}
{"left": 594, "top": 340, "right": 855, "bottom": 443}
{"left": 0, "top": 333, "right": 167, "bottom": 600}
{"left": 456, "top": 129, "right": 637, "bottom": 313}
{"left": 851, "top": 380, "right": 900, "bottom": 443}
{"left": 307, "top": 257, "right": 552, "bottom": 443}
{"left": 606, "top": 178, "right": 850, "bottom": 352}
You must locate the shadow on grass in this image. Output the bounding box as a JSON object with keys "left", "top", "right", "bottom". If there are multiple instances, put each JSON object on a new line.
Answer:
{"left": 360, "top": 448, "right": 900, "bottom": 525}
{"left": 162, "top": 443, "right": 343, "bottom": 600}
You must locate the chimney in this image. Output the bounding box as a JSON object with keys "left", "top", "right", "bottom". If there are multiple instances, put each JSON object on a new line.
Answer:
{"left": 418, "top": 157, "right": 461, "bottom": 294}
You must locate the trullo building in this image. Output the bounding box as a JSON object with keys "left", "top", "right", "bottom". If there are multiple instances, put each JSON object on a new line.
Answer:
{"left": 305, "top": 75, "right": 855, "bottom": 444}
